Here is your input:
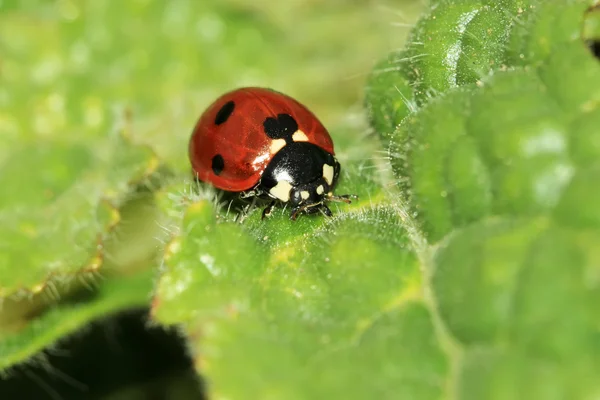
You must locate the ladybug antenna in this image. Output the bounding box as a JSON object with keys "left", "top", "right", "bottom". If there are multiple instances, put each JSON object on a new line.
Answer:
{"left": 290, "top": 201, "right": 336, "bottom": 221}
{"left": 327, "top": 193, "right": 358, "bottom": 204}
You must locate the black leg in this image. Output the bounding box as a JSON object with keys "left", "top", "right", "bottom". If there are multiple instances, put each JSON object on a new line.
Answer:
{"left": 321, "top": 204, "right": 333, "bottom": 217}
{"left": 261, "top": 201, "right": 276, "bottom": 220}
{"left": 290, "top": 202, "right": 323, "bottom": 220}
{"left": 290, "top": 204, "right": 307, "bottom": 221}
{"left": 328, "top": 193, "right": 358, "bottom": 204}
{"left": 236, "top": 195, "right": 261, "bottom": 223}
{"left": 240, "top": 189, "right": 261, "bottom": 199}
{"left": 289, "top": 206, "right": 300, "bottom": 221}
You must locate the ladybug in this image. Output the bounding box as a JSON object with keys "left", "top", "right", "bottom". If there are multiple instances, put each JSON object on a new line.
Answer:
{"left": 189, "top": 87, "right": 356, "bottom": 220}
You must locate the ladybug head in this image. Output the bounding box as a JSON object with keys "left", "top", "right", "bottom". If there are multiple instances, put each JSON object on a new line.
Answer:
{"left": 288, "top": 174, "right": 334, "bottom": 215}
{"left": 259, "top": 142, "right": 344, "bottom": 219}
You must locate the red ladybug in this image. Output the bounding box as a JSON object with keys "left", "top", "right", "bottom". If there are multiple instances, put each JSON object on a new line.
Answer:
{"left": 189, "top": 87, "right": 356, "bottom": 220}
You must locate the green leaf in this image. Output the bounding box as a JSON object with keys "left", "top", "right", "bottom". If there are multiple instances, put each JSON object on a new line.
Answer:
{"left": 583, "top": 3, "right": 600, "bottom": 40}
{"left": 152, "top": 0, "right": 600, "bottom": 398}
{"left": 0, "top": 133, "right": 158, "bottom": 298}
{"left": 153, "top": 195, "right": 448, "bottom": 399}
{"left": 383, "top": 0, "right": 600, "bottom": 398}
{"left": 0, "top": 188, "right": 165, "bottom": 370}
{"left": 0, "top": 268, "right": 155, "bottom": 372}
{"left": 433, "top": 217, "right": 600, "bottom": 399}
{"left": 0, "top": 1, "right": 160, "bottom": 307}
{"left": 364, "top": 51, "right": 416, "bottom": 144}
{"left": 398, "top": 1, "right": 518, "bottom": 103}
{"left": 506, "top": 1, "right": 591, "bottom": 66}
{"left": 391, "top": 59, "right": 599, "bottom": 241}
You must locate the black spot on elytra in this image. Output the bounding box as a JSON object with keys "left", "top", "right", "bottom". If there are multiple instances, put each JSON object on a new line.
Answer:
{"left": 215, "top": 101, "right": 235, "bottom": 125}
{"left": 263, "top": 114, "right": 298, "bottom": 143}
{"left": 212, "top": 154, "right": 225, "bottom": 175}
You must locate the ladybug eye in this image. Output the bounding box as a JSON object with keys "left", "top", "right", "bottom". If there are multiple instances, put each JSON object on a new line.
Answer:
{"left": 291, "top": 190, "right": 302, "bottom": 204}
{"left": 263, "top": 114, "right": 298, "bottom": 141}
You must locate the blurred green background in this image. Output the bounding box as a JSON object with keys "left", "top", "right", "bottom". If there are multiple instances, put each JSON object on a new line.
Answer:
{"left": 0, "top": 0, "right": 423, "bottom": 170}
{"left": 0, "top": 0, "right": 424, "bottom": 398}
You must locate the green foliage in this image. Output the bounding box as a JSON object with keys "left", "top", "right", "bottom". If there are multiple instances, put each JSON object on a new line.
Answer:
{"left": 2, "top": 0, "right": 600, "bottom": 398}
{"left": 375, "top": 0, "right": 599, "bottom": 398}
{"left": 364, "top": 53, "right": 416, "bottom": 142}
{"left": 0, "top": 0, "right": 416, "bottom": 396}
{"left": 0, "top": 132, "right": 157, "bottom": 297}
{"left": 0, "top": 269, "right": 155, "bottom": 371}
{"left": 387, "top": 0, "right": 600, "bottom": 242}
{"left": 153, "top": 194, "right": 447, "bottom": 399}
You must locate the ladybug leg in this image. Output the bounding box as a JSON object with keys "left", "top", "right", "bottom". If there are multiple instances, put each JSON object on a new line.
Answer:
{"left": 261, "top": 201, "right": 276, "bottom": 220}
{"left": 290, "top": 202, "right": 321, "bottom": 221}
{"left": 240, "top": 189, "right": 259, "bottom": 199}
{"left": 328, "top": 193, "right": 359, "bottom": 204}
{"left": 290, "top": 205, "right": 304, "bottom": 221}
{"left": 237, "top": 196, "right": 260, "bottom": 223}
{"left": 320, "top": 204, "right": 333, "bottom": 217}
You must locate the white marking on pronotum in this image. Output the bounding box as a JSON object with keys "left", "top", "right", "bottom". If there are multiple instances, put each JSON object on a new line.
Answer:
{"left": 270, "top": 180, "right": 293, "bottom": 202}
{"left": 301, "top": 191, "right": 310, "bottom": 200}
{"left": 270, "top": 138, "right": 286, "bottom": 154}
{"left": 292, "top": 130, "right": 309, "bottom": 142}
{"left": 316, "top": 185, "right": 324, "bottom": 195}
{"left": 323, "top": 164, "right": 334, "bottom": 185}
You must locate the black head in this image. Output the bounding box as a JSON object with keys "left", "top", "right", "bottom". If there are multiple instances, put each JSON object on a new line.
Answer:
{"left": 258, "top": 142, "right": 341, "bottom": 219}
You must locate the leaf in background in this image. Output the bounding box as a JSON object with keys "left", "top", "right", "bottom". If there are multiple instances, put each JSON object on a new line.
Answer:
{"left": 364, "top": 51, "right": 417, "bottom": 144}
{"left": 401, "top": 1, "right": 516, "bottom": 103}
{"left": 0, "top": 181, "right": 165, "bottom": 372}
{"left": 0, "top": 3, "right": 164, "bottom": 358}
{"left": 385, "top": 0, "right": 600, "bottom": 398}
{"left": 0, "top": 132, "right": 157, "bottom": 298}
{"left": 389, "top": 0, "right": 600, "bottom": 239}
{"left": 0, "top": 269, "right": 155, "bottom": 372}
{"left": 433, "top": 216, "right": 600, "bottom": 399}
{"left": 0, "top": 0, "right": 162, "bottom": 304}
